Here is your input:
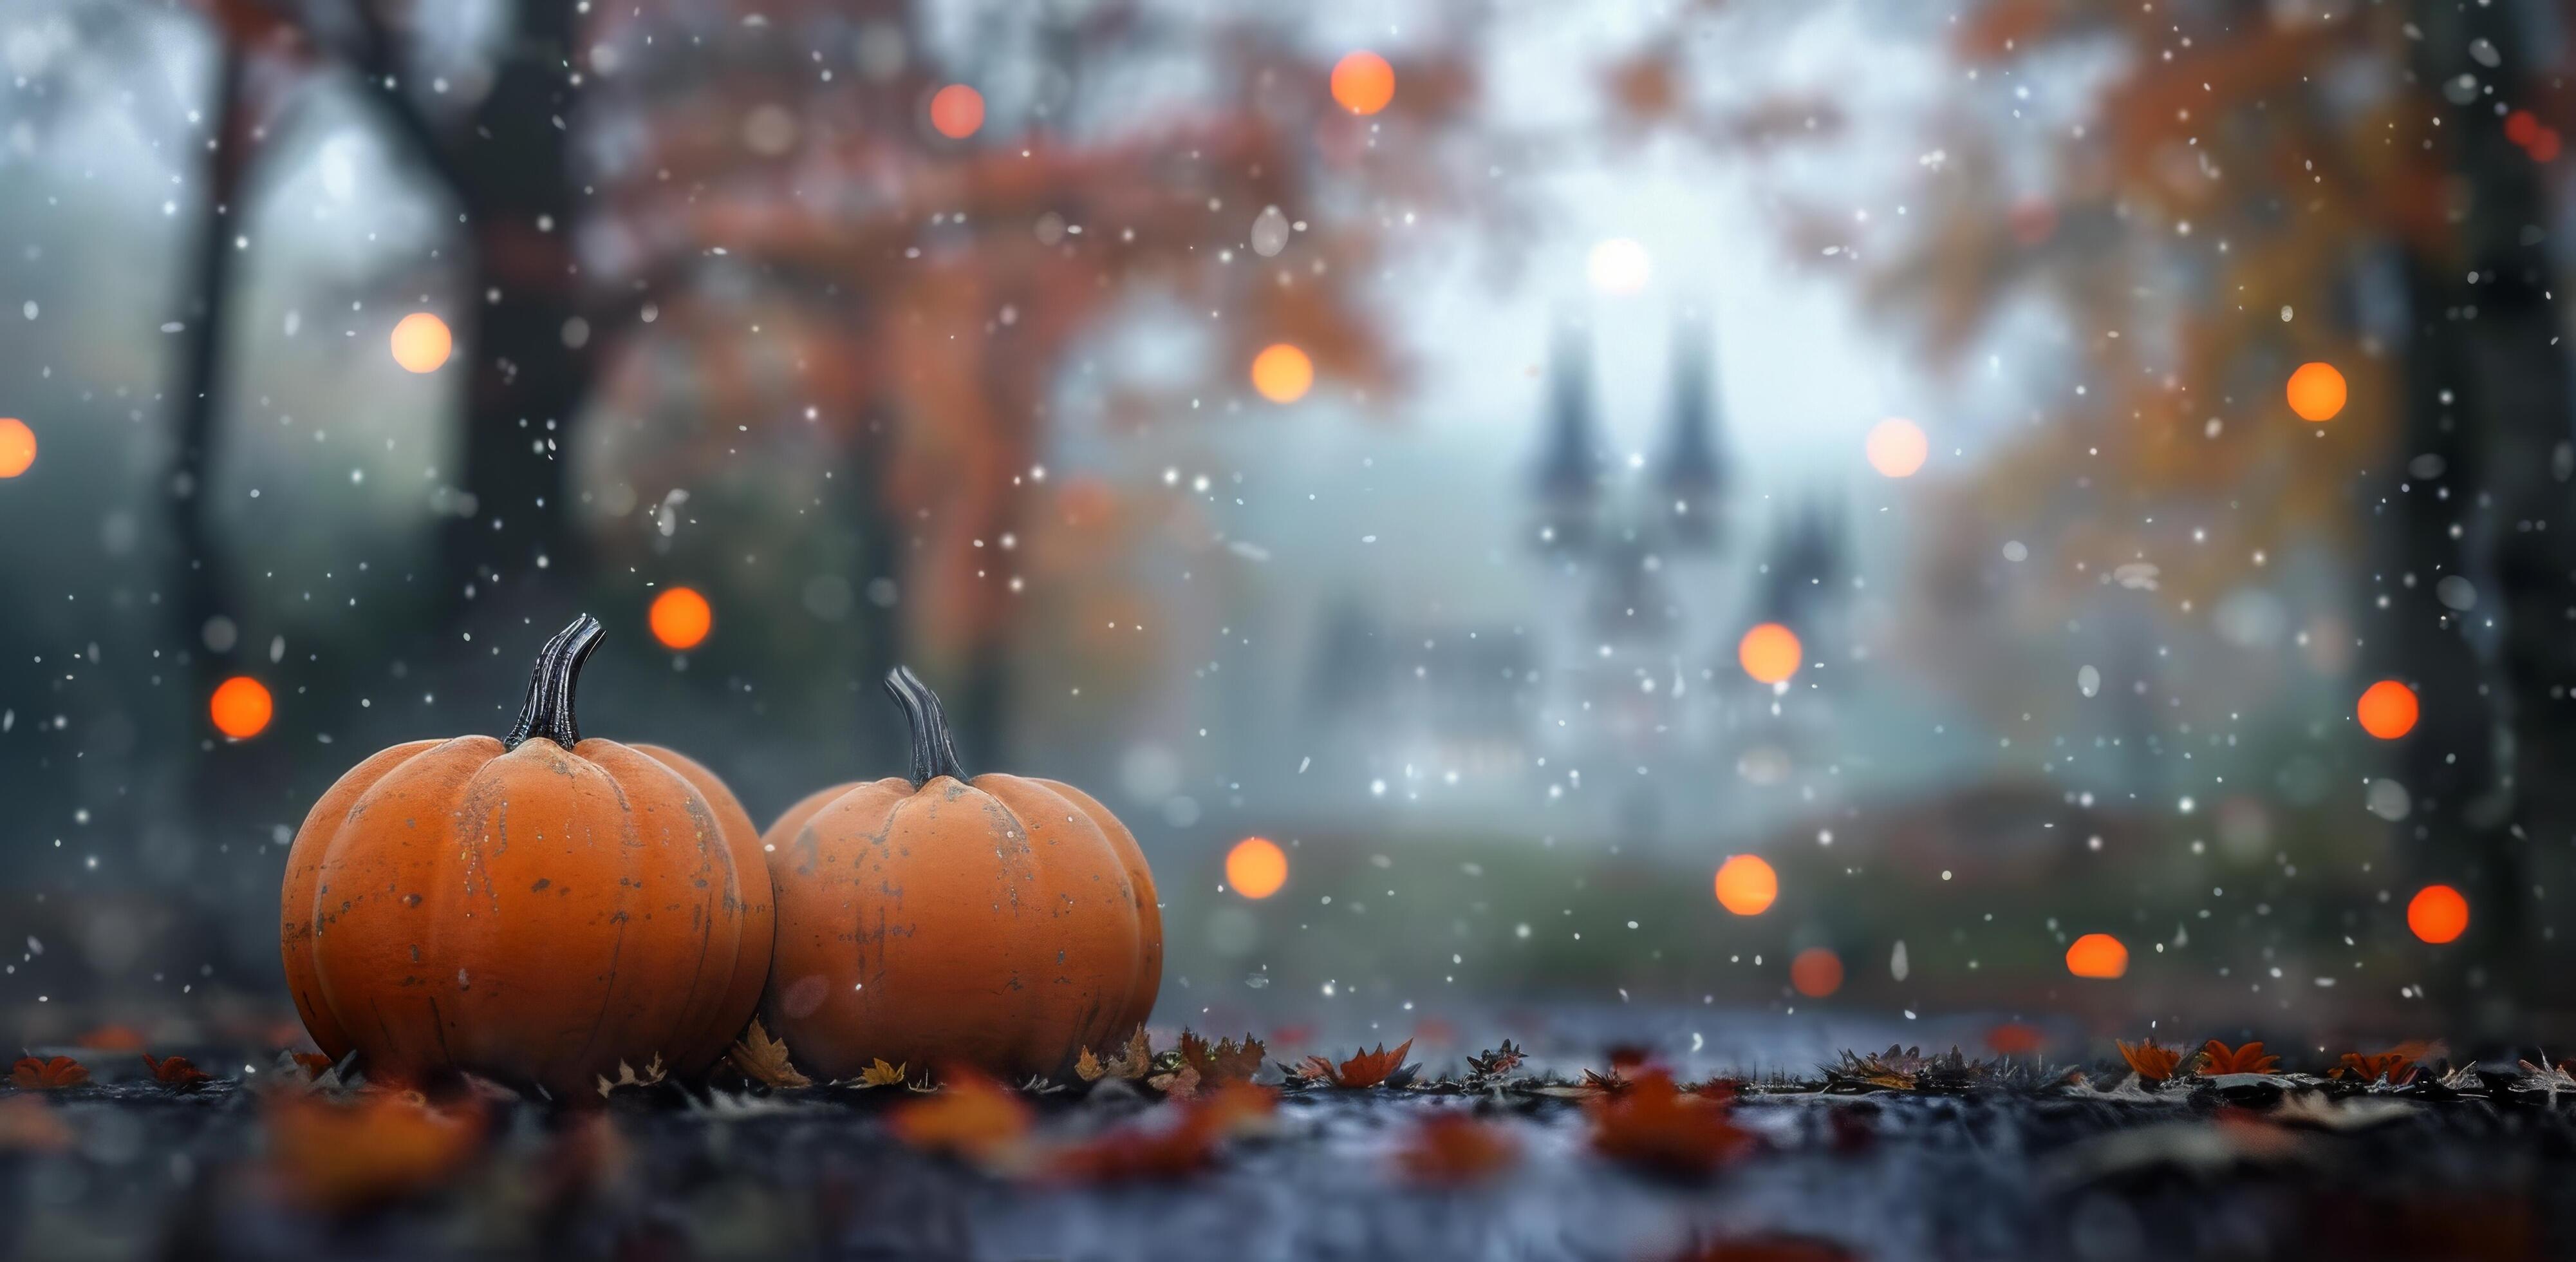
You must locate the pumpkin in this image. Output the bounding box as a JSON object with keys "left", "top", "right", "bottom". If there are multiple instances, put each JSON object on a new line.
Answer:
{"left": 761, "top": 668, "right": 1161, "bottom": 1080}
{"left": 279, "top": 615, "right": 772, "bottom": 1097}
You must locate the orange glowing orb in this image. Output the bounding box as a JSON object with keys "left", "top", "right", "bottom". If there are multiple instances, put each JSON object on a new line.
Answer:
{"left": 1330, "top": 52, "right": 1395, "bottom": 116}
{"left": 1713, "top": 854, "right": 1778, "bottom": 916}
{"left": 2285, "top": 361, "right": 2346, "bottom": 422}
{"left": 389, "top": 312, "right": 453, "bottom": 374}
{"left": 2065, "top": 932, "right": 2129, "bottom": 979}
{"left": 1789, "top": 946, "right": 1843, "bottom": 998}
{"left": 1250, "top": 343, "right": 1314, "bottom": 404}
{"left": 210, "top": 675, "right": 273, "bottom": 739}
{"left": 1864, "top": 418, "right": 1928, "bottom": 478}
{"left": 649, "top": 586, "right": 713, "bottom": 650}
{"left": 2357, "top": 679, "right": 2418, "bottom": 740}
{"left": 1226, "top": 836, "right": 1289, "bottom": 899}
{"left": 0, "top": 417, "right": 33, "bottom": 478}
{"left": 929, "top": 84, "right": 984, "bottom": 139}
{"left": 1737, "top": 623, "right": 1802, "bottom": 685}
{"left": 2407, "top": 884, "right": 2469, "bottom": 944}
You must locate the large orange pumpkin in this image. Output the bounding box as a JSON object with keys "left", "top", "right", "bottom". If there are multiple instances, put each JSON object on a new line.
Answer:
{"left": 762, "top": 668, "right": 1160, "bottom": 1080}
{"left": 279, "top": 616, "right": 772, "bottom": 1098}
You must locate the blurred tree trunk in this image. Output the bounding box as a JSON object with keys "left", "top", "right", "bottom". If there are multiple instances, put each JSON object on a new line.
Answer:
{"left": 167, "top": 42, "right": 257, "bottom": 815}
{"left": 2399, "top": 0, "right": 2576, "bottom": 1038}
{"left": 436, "top": 0, "right": 591, "bottom": 636}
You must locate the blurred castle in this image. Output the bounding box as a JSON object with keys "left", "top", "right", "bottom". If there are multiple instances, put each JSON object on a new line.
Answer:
{"left": 1300, "top": 315, "right": 1853, "bottom": 848}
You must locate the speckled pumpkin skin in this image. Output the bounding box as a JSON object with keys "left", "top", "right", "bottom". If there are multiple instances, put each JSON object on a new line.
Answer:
{"left": 761, "top": 772, "right": 1161, "bottom": 1081}
{"left": 279, "top": 736, "right": 772, "bottom": 1098}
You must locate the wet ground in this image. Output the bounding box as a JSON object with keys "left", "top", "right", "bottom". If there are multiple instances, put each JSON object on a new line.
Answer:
{"left": 10, "top": 1037, "right": 2576, "bottom": 1262}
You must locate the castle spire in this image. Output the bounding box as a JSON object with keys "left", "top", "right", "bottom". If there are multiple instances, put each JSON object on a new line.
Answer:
{"left": 1657, "top": 311, "right": 1725, "bottom": 549}
{"left": 1531, "top": 320, "right": 1603, "bottom": 552}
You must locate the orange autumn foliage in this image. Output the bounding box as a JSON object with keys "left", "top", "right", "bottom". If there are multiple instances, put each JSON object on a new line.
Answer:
{"left": 1050, "top": 1083, "right": 1277, "bottom": 1183}
{"left": 0, "top": 1097, "right": 71, "bottom": 1153}
{"left": 2115, "top": 1039, "right": 2183, "bottom": 1082}
{"left": 2333, "top": 1051, "right": 2419, "bottom": 1086}
{"left": 75, "top": 1024, "right": 147, "bottom": 1051}
{"left": 888, "top": 1068, "right": 1033, "bottom": 1166}
{"left": 1396, "top": 1111, "right": 1522, "bottom": 1185}
{"left": 1587, "top": 1071, "right": 1757, "bottom": 1178}
{"left": 265, "top": 1091, "right": 487, "bottom": 1214}
{"left": 1296, "top": 1039, "right": 1415, "bottom": 1089}
{"left": 2196, "top": 1041, "right": 2282, "bottom": 1077}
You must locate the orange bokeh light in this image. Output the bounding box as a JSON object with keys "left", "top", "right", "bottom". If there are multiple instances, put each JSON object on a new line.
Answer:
{"left": 1226, "top": 836, "right": 1288, "bottom": 899}
{"left": 210, "top": 676, "right": 272, "bottom": 739}
{"left": 929, "top": 84, "right": 984, "bottom": 139}
{"left": 1713, "top": 854, "right": 1778, "bottom": 916}
{"left": 2286, "top": 361, "right": 2346, "bottom": 422}
{"left": 389, "top": 312, "right": 453, "bottom": 374}
{"left": 649, "top": 587, "right": 713, "bottom": 650}
{"left": 1737, "top": 623, "right": 1802, "bottom": 685}
{"left": 2408, "top": 884, "right": 2469, "bottom": 944}
{"left": 1250, "top": 343, "right": 1314, "bottom": 404}
{"left": 2357, "top": 679, "right": 2418, "bottom": 740}
{"left": 1789, "top": 946, "right": 1843, "bottom": 998}
{"left": 2065, "top": 933, "right": 2129, "bottom": 979}
{"left": 1865, "top": 418, "right": 1928, "bottom": 478}
{"left": 0, "top": 417, "right": 33, "bottom": 478}
{"left": 1330, "top": 52, "right": 1395, "bottom": 116}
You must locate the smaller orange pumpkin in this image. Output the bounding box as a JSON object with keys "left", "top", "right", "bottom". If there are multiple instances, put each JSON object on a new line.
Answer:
{"left": 279, "top": 616, "right": 772, "bottom": 1098}
{"left": 762, "top": 668, "right": 1161, "bottom": 1081}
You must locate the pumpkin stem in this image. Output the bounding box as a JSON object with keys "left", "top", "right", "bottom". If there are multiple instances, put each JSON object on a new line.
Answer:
{"left": 884, "top": 666, "right": 969, "bottom": 787}
{"left": 503, "top": 614, "right": 604, "bottom": 751}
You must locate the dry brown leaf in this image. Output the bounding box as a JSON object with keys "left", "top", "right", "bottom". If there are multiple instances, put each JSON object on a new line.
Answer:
{"left": 1147, "top": 1062, "right": 1202, "bottom": 1100}
{"left": 727, "top": 1019, "right": 813, "bottom": 1089}
{"left": 594, "top": 1055, "right": 667, "bottom": 1099}
{"left": 1074, "top": 1047, "right": 1106, "bottom": 1082}
{"left": 1466, "top": 1041, "right": 1526, "bottom": 1082}
{"left": 1177, "top": 1030, "right": 1265, "bottom": 1085}
{"left": 10, "top": 1056, "right": 88, "bottom": 1091}
{"left": 856, "top": 1058, "right": 908, "bottom": 1088}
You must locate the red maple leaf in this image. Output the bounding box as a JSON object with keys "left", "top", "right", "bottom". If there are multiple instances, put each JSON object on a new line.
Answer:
{"left": 142, "top": 1053, "right": 212, "bottom": 1089}
{"left": 10, "top": 1056, "right": 89, "bottom": 1091}
{"left": 1302, "top": 1039, "right": 1414, "bottom": 1089}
